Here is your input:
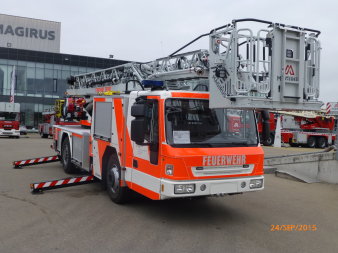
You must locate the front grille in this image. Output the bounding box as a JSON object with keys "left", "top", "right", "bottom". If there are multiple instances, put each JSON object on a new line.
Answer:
{"left": 191, "top": 164, "right": 254, "bottom": 177}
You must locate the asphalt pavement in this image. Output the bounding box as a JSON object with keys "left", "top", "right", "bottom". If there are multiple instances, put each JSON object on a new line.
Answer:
{"left": 0, "top": 134, "right": 337, "bottom": 253}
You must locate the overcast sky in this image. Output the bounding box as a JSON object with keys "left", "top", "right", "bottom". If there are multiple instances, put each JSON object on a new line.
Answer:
{"left": 1, "top": 0, "right": 337, "bottom": 103}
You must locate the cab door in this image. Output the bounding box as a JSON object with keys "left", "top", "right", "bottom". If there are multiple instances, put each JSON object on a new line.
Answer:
{"left": 130, "top": 97, "right": 162, "bottom": 199}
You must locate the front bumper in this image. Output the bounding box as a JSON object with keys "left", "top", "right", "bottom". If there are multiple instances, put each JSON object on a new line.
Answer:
{"left": 0, "top": 129, "right": 20, "bottom": 136}
{"left": 160, "top": 175, "right": 264, "bottom": 199}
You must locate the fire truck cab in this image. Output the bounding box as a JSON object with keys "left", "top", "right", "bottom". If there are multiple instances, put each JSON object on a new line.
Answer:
{"left": 54, "top": 89, "right": 264, "bottom": 202}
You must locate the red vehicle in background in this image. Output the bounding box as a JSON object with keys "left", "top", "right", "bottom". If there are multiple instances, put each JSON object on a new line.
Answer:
{"left": 38, "top": 98, "right": 86, "bottom": 138}
{"left": 0, "top": 102, "right": 20, "bottom": 138}
{"left": 39, "top": 109, "right": 56, "bottom": 138}
{"left": 256, "top": 111, "right": 276, "bottom": 146}
{"left": 257, "top": 111, "right": 336, "bottom": 148}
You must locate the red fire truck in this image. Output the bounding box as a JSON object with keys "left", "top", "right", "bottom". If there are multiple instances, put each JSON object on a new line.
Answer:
{"left": 280, "top": 112, "right": 336, "bottom": 148}
{"left": 16, "top": 19, "right": 322, "bottom": 204}
{"left": 38, "top": 98, "right": 85, "bottom": 138}
{"left": 0, "top": 102, "right": 20, "bottom": 138}
{"left": 257, "top": 111, "right": 336, "bottom": 148}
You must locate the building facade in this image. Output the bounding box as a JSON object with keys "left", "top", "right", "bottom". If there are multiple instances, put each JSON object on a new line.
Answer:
{"left": 0, "top": 14, "right": 127, "bottom": 128}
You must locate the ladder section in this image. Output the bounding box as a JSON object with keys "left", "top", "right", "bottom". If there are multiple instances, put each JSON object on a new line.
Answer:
{"left": 67, "top": 50, "right": 210, "bottom": 96}
{"left": 146, "top": 50, "right": 209, "bottom": 81}
{"left": 67, "top": 63, "right": 146, "bottom": 96}
{"left": 208, "top": 19, "right": 321, "bottom": 110}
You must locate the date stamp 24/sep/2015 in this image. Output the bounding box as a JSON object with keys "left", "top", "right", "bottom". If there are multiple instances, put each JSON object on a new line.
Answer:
{"left": 270, "top": 225, "right": 317, "bottom": 232}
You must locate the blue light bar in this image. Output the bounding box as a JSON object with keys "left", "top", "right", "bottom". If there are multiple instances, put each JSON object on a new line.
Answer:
{"left": 142, "top": 80, "right": 164, "bottom": 88}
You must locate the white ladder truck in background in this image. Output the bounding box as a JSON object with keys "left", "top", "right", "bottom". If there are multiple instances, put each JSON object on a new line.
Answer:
{"left": 26, "top": 19, "right": 321, "bottom": 203}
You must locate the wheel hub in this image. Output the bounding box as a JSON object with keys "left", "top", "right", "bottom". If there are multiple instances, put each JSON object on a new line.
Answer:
{"left": 62, "top": 146, "right": 69, "bottom": 165}
{"left": 108, "top": 165, "right": 119, "bottom": 193}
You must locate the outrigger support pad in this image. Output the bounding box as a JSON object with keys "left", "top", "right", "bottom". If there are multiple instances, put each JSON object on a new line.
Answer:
{"left": 13, "top": 155, "right": 60, "bottom": 168}
{"left": 30, "top": 175, "right": 96, "bottom": 194}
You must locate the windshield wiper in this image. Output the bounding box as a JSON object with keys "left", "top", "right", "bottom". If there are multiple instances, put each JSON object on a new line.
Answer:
{"left": 175, "top": 142, "right": 214, "bottom": 147}
{"left": 223, "top": 141, "right": 250, "bottom": 146}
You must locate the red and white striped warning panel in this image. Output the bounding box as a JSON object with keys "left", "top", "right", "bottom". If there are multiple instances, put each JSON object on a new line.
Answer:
{"left": 326, "top": 102, "right": 332, "bottom": 115}
{"left": 30, "top": 175, "right": 95, "bottom": 193}
{"left": 13, "top": 155, "right": 59, "bottom": 168}
{"left": 326, "top": 102, "right": 338, "bottom": 116}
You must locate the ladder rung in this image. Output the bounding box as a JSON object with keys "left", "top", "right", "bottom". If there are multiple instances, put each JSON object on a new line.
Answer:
{"left": 283, "top": 96, "right": 301, "bottom": 99}
{"left": 284, "top": 81, "right": 299, "bottom": 84}
{"left": 286, "top": 58, "right": 300, "bottom": 62}
{"left": 286, "top": 35, "right": 300, "bottom": 40}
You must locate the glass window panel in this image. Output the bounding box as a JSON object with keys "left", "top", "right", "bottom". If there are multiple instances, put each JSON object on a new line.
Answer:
{"left": 35, "top": 68, "right": 44, "bottom": 93}
{"left": 8, "top": 60, "right": 18, "bottom": 66}
{"left": 18, "top": 61, "right": 27, "bottom": 66}
{"left": 27, "top": 67, "right": 35, "bottom": 78}
{"left": 70, "top": 66, "right": 79, "bottom": 72}
{"left": 54, "top": 64, "right": 62, "bottom": 70}
{"left": 62, "top": 70, "right": 70, "bottom": 79}
{"left": 45, "top": 63, "right": 53, "bottom": 69}
{"left": 16, "top": 66, "right": 27, "bottom": 94}
{"left": 78, "top": 67, "right": 87, "bottom": 73}
{"left": 53, "top": 69, "right": 62, "bottom": 79}
{"left": 26, "top": 67, "right": 35, "bottom": 93}
{"left": 45, "top": 69, "right": 53, "bottom": 78}
{"left": 62, "top": 65, "right": 71, "bottom": 71}
{"left": 36, "top": 68, "right": 44, "bottom": 79}
{"left": 26, "top": 61, "right": 35, "bottom": 67}
{"left": 0, "top": 64, "right": 8, "bottom": 95}
{"left": 71, "top": 70, "right": 79, "bottom": 76}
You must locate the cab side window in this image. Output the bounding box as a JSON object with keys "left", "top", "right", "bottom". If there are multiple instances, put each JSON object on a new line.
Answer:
{"left": 144, "top": 100, "right": 159, "bottom": 164}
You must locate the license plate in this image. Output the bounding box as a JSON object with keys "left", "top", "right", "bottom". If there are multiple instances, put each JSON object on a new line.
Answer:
{"left": 3, "top": 132, "right": 12, "bottom": 134}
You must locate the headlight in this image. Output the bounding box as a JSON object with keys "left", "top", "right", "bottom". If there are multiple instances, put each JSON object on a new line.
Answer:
{"left": 174, "top": 184, "right": 195, "bottom": 194}
{"left": 249, "top": 179, "right": 263, "bottom": 189}
{"left": 165, "top": 164, "right": 174, "bottom": 175}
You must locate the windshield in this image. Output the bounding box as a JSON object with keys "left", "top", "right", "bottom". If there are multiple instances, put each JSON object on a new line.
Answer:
{"left": 165, "top": 99, "right": 258, "bottom": 147}
{"left": 0, "top": 112, "right": 19, "bottom": 121}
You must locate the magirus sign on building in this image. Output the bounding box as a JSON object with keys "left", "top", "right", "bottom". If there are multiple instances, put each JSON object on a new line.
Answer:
{"left": 0, "top": 14, "right": 60, "bottom": 53}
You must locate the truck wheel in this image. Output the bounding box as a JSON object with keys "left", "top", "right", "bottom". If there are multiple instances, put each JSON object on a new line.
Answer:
{"left": 316, "top": 137, "right": 327, "bottom": 149}
{"left": 289, "top": 138, "right": 297, "bottom": 147}
{"left": 61, "top": 137, "right": 77, "bottom": 174}
{"left": 263, "top": 133, "right": 274, "bottom": 146}
{"left": 307, "top": 137, "right": 316, "bottom": 148}
{"left": 40, "top": 132, "right": 48, "bottom": 138}
{"left": 105, "top": 156, "right": 129, "bottom": 204}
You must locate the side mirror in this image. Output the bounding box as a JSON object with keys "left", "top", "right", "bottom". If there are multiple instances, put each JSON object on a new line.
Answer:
{"left": 131, "top": 103, "right": 146, "bottom": 117}
{"left": 131, "top": 118, "right": 146, "bottom": 144}
{"left": 131, "top": 102, "right": 148, "bottom": 145}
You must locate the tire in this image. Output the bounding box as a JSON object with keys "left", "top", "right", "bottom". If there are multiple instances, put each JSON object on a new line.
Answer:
{"left": 61, "top": 137, "right": 77, "bottom": 174}
{"left": 40, "top": 132, "right": 48, "bottom": 138}
{"left": 289, "top": 138, "right": 298, "bottom": 147}
{"left": 307, "top": 136, "right": 316, "bottom": 148}
{"left": 316, "top": 137, "right": 327, "bottom": 149}
{"left": 104, "top": 156, "right": 129, "bottom": 204}
{"left": 263, "top": 133, "right": 274, "bottom": 146}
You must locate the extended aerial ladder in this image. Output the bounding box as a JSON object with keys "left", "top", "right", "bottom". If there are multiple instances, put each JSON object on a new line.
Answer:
{"left": 67, "top": 18, "right": 322, "bottom": 111}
